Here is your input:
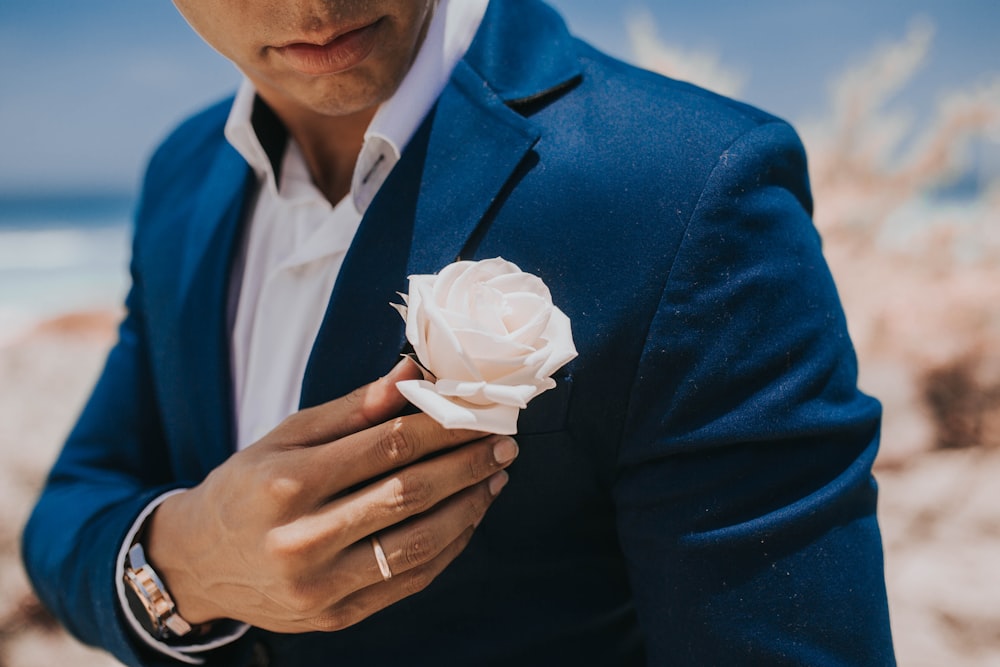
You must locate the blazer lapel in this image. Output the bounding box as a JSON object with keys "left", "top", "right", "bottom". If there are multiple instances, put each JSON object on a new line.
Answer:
{"left": 175, "top": 144, "right": 252, "bottom": 473}
{"left": 299, "top": 71, "right": 539, "bottom": 407}
{"left": 405, "top": 62, "right": 540, "bottom": 276}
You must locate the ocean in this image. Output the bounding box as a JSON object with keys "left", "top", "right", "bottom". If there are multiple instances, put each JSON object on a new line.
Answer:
{"left": 0, "top": 193, "right": 132, "bottom": 339}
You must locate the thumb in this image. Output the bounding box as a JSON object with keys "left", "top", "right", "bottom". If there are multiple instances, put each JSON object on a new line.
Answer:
{"left": 358, "top": 356, "right": 424, "bottom": 424}
{"left": 278, "top": 357, "right": 423, "bottom": 447}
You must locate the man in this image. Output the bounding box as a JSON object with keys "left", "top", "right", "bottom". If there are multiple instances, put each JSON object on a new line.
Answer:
{"left": 23, "top": 0, "right": 896, "bottom": 665}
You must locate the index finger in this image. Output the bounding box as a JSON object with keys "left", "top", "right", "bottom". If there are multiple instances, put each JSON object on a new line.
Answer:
{"left": 304, "top": 411, "right": 486, "bottom": 498}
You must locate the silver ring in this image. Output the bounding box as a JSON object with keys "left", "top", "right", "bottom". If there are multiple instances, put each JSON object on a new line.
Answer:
{"left": 371, "top": 535, "right": 392, "bottom": 581}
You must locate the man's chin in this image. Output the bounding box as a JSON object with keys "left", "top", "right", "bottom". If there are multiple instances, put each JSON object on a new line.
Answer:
{"left": 254, "top": 70, "right": 400, "bottom": 121}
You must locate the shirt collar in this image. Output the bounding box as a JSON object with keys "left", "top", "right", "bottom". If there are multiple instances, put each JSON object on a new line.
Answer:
{"left": 224, "top": 0, "right": 489, "bottom": 215}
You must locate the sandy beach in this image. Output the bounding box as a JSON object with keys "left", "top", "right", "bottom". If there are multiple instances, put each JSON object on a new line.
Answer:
{"left": 0, "top": 312, "right": 124, "bottom": 667}
{"left": 1, "top": 310, "right": 998, "bottom": 666}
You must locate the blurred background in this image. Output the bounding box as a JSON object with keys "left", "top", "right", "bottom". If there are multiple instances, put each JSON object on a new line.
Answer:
{"left": 1, "top": 2, "right": 998, "bottom": 665}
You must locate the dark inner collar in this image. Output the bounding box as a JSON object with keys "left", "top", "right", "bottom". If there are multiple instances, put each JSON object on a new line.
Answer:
{"left": 250, "top": 95, "right": 289, "bottom": 184}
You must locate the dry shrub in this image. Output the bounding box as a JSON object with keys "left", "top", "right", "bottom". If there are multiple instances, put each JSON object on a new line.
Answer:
{"left": 0, "top": 595, "right": 59, "bottom": 642}
{"left": 922, "top": 349, "right": 1000, "bottom": 451}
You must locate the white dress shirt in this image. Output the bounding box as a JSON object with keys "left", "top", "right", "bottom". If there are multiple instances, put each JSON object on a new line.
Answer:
{"left": 116, "top": 0, "right": 489, "bottom": 661}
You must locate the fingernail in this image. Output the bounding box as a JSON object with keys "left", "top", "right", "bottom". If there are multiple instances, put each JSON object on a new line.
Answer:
{"left": 387, "top": 357, "right": 411, "bottom": 377}
{"left": 492, "top": 437, "right": 519, "bottom": 464}
{"left": 488, "top": 470, "right": 509, "bottom": 496}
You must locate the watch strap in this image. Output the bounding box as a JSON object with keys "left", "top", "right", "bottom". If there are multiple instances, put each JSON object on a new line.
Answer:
{"left": 124, "top": 542, "right": 193, "bottom": 639}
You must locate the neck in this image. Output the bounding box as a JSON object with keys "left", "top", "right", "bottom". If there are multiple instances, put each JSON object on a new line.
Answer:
{"left": 258, "top": 92, "right": 378, "bottom": 204}
{"left": 247, "top": 3, "right": 439, "bottom": 204}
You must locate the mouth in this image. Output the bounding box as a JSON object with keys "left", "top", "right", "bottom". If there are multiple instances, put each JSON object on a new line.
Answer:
{"left": 273, "top": 17, "right": 385, "bottom": 76}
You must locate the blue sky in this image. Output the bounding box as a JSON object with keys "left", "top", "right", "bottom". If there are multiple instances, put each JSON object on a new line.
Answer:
{"left": 1, "top": 1, "right": 997, "bottom": 195}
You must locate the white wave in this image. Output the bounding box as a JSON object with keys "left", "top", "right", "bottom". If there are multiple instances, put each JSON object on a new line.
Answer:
{"left": 0, "top": 225, "right": 129, "bottom": 271}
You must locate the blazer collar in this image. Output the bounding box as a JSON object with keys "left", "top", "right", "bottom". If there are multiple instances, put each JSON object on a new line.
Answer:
{"left": 463, "top": 0, "right": 583, "bottom": 106}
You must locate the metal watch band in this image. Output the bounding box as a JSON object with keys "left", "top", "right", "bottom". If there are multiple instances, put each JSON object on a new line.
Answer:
{"left": 124, "top": 542, "right": 193, "bottom": 639}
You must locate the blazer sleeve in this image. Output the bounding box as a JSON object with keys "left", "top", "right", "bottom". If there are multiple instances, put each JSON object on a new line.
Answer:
{"left": 21, "top": 286, "right": 193, "bottom": 666}
{"left": 613, "top": 121, "right": 896, "bottom": 665}
{"left": 20, "top": 182, "right": 211, "bottom": 665}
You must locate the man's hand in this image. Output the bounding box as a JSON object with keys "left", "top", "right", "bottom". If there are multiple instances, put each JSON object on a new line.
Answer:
{"left": 144, "top": 358, "right": 516, "bottom": 633}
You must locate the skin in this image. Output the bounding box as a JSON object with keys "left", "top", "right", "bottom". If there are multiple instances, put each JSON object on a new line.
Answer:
{"left": 172, "top": 0, "right": 437, "bottom": 201}
{"left": 148, "top": 3, "right": 513, "bottom": 633}
{"left": 150, "top": 360, "right": 516, "bottom": 631}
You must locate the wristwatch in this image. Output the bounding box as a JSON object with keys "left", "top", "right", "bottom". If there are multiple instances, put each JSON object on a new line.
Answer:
{"left": 123, "top": 542, "right": 193, "bottom": 640}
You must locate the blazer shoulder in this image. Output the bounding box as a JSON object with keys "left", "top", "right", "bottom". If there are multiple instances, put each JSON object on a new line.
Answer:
{"left": 520, "top": 36, "right": 808, "bottom": 224}
{"left": 151, "top": 96, "right": 234, "bottom": 165}
{"left": 134, "top": 95, "right": 239, "bottom": 231}
{"left": 139, "top": 96, "right": 236, "bottom": 199}
{"left": 569, "top": 37, "right": 794, "bottom": 149}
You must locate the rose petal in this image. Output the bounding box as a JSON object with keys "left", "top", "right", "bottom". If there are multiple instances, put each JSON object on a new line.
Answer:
{"left": 480, "top": 382, "right": 537, "bottom": 408}
{"left": 450, "top": 331, "right": 537, "bottom": 381}
{"left": 500, "top": 292, "right": 551, "bottom": 343}
{"left": 451, "top": 258, "right": 517, "bottom": 295}
{"left": 432, "top": 307, "right": 476, "bottom": 331}
{"left": 450, "top": 257, "right": 521, "bottom": 300}
{"left": 403, "top": 276, "right": 431, "bottom": 359}
{"left": 484, "top": 271, "right": 551, "bottom": 301}
{"left": 532, "top": 307, "right": 578, "bottom": 378}
{"left": 434, "top": 379, "right": 489, "bottom": 400}
{"left": 433, "top": 261, "right": 474, "bottom": 307}
{"left": 452, "top": 327, "right": 535, "bottom": 362}
{"left": 468, "top": 284, "right": 511, "bottom": 335}
{"left": 396, "top": 379, "right": 521, "bottom": 434}
{"left": 447, "top": 261, "right": 513, "bottom": 321}
{"left": 441, "top": 287, "right": 508, "bottom": 336}
{"left": 434, "top": 378, "right": 537, "bottom": 408}
{"left": 390, "top": 301, "right": 408, "bottom": 322}
{"left": 490, "top": 364, "right": 553, "bottom": 390}
{"left": 416, "top": 280, "right": 482, "bottom": 382}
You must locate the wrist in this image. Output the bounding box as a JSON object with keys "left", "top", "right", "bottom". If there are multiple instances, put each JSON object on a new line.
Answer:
{"left": 144, "top": 490, "right": 219, "bottom": 626}
{"left": 123, "top": 542, "right": 195, "bottom": 639}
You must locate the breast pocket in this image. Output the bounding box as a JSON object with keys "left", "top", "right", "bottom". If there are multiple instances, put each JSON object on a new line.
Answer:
{"left": 515, "top": 374, "right": 573, "bottom": 435}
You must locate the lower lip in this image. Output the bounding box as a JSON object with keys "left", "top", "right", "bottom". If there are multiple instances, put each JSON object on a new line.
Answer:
{"left": 276, "top": 19, "right": 382, "bottom": 75}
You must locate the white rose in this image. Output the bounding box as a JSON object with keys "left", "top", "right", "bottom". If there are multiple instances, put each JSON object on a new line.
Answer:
{"left": 391, "top": 257, "right": 577, "bottom": 435}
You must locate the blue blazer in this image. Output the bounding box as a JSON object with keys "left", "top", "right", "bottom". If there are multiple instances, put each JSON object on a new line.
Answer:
{"left": 24, "top": 1, "right": 895, "bottom": 665}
